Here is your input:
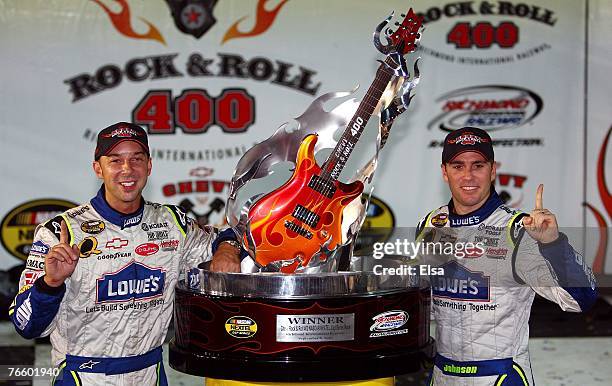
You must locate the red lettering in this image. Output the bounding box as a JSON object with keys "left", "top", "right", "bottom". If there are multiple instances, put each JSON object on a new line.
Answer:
{"left": 178, "top": 181, "right": 193, "bottom": 194}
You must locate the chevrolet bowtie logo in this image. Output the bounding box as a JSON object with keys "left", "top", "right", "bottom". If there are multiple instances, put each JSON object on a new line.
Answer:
{"left": 79, "top": 360, "right": 100, "bottom": 370}
{"left": 105, "top": 238, "right": 129, "bottom": 249}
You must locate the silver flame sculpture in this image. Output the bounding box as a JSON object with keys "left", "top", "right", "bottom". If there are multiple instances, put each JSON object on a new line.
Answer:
{"left": 226, "top": 12, "right": 423, "bottom": 273}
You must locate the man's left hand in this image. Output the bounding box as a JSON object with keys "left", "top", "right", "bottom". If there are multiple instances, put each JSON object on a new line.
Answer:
{"left": 522, "top": 184, "right": 559, "bottom": 244}
{"left": 210, "top": 242, "right": 241, "bottom": 272}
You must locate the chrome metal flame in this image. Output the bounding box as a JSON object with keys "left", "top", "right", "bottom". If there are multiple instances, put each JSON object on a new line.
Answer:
{"left": 228, "top": 23, "right": 423, "bottom": 273}
{"left": 373, "top": 12, "right": 395, "bottom": 55}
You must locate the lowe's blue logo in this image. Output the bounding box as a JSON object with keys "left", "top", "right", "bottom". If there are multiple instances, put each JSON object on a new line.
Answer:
{"left": 30, "top": 240, "right": 50, "bottom": 255}
{"left": 432, "top": 261, "right": 490, "bottom": 301}
{"left": 96, "top": 261, "right": 165, "bottom": 303}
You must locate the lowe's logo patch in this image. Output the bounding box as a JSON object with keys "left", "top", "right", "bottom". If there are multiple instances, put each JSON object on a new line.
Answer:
{"left": 432, "top": 261, "right": 490, "bottom": 302}
{"left": 96, "top": 261, "right": 165, "bottom": 303}
{"left": 30, "top": 240, "right": 50, "bottom": 255}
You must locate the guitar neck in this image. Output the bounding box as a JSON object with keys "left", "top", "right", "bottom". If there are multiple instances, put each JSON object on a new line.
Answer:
{"left": 321, "top": 57, "right": 394, "bottom": 181}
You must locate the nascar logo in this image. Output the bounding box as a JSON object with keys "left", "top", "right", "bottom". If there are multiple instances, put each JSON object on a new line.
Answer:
{"left": 96, "top": 261, "right": 165, "bottom": 303}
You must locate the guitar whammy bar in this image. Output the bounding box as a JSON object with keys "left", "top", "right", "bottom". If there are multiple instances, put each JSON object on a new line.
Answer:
{"left": 227, "top": 9, "right": 423, "bottom": 273}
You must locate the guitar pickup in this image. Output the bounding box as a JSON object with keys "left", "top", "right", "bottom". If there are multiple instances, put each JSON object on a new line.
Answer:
{"left": 308, "top": 175, "right": 336, "bottom": 198}
{"left": 292, "top": 205, "right": 320, "bottom": 228}
{"left": 284, "top": 220, "right": 313, "bottom": 239}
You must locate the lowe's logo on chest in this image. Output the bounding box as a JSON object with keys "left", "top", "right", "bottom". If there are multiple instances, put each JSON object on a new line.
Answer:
{"left": 432, "top": 261, "right": 490, "bottom": 302}
{"left": 96, "top": 261, "right": 166, "bottom": 303}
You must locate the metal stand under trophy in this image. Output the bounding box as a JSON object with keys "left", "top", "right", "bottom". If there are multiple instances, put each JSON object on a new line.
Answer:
{"left": 170, "top": 8, "right": 434, "bottom": 385}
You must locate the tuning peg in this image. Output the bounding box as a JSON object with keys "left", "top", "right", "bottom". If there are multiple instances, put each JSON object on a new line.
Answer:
{"left": 394, "top": 22, "right": 400, "bottom": 26}
{"left": 401, "top": 13, "right": 406, "bottom": 17}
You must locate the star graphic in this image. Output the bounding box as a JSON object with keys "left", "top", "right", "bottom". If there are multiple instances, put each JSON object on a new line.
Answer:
{"left": 186, "top": 7, "right": 201, "bottom": 25}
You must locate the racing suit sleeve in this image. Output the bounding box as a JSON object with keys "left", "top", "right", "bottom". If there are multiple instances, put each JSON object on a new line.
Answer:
{"left": 211, "top": 228, "right": 249, "bottom": 259}
{"left": 8, "top": 222, "right": 66, "bottom": 339}
{"left": 415, "top": 212, "right": 436, "bottom": 323}
{"left": 163, "top": 205, "right": 217, "bottom": 269}
{"left": 512, "top": 217, "right": 597, "bottom": 312}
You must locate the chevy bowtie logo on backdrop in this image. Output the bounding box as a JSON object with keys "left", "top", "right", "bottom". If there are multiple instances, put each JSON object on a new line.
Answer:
{"left": 162, "top": 167, "right": 230, "bottom": 227}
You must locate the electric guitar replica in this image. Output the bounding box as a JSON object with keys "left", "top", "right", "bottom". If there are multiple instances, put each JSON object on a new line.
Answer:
{"left": 243, "top": 10, "right": 423, "bottom": 273}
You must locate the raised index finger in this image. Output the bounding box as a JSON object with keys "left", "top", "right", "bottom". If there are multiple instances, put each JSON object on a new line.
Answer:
{"left": 535, "top": 184, "right": 544, "bottom": 210}
{"left": 60, "top": 220, "right": 68, "bottom": 244}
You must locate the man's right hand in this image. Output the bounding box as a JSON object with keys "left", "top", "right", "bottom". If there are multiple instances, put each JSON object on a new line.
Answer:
{"left": 44, "top": 220, "right": 79, "bottom": 287}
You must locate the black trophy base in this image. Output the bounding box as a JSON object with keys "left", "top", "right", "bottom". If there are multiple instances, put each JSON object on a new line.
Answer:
{"left": 169, "top": 338, "right": 434, "bottom": 382}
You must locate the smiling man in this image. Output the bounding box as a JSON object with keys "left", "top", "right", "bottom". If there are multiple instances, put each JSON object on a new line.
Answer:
{"left": 9, "top": 122, "right": 243, "bottom": 385}
{"left": 416, "top": 127, "right": 597, "bottom": 385}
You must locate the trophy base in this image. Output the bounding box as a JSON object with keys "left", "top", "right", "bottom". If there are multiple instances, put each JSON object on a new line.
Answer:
{"left": 170, "top": 338, "right": 433, "bottom": 382}
{"left": 171, "top": 270, "right": 434, "bottom": 382}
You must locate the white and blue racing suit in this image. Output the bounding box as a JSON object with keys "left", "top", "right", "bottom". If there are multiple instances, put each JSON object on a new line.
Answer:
{"left": 416, "top": 190, "right": 597, "bottom": 385}
{"left": 9, "top": 186, "right": 239, "bottom": 385}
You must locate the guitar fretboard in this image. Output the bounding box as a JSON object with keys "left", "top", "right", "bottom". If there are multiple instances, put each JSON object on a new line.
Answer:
{"left": 321, "top": 57, "right": 395, "bottom": 181}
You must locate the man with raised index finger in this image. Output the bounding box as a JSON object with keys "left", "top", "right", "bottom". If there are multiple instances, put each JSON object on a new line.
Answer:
{"left": 415, "top": 127, "right": 597, "bottom": 385}
{"left": 8, "top": 122, "right": 244, "bottom": 385}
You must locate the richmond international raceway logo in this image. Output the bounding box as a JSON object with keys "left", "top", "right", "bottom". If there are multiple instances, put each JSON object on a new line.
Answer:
{"left": 92, "top": 0, "right": 289, "bottom": 43}
{"left": 584, "top": 126, "right": 611, "bottom": 274}
{"left": 427, "top": 85, "right": 543, "bottom": 132}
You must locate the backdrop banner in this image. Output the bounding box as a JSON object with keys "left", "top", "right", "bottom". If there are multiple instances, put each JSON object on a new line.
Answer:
{"left": 0, "top": 0, "right": 609, "bottom": 276}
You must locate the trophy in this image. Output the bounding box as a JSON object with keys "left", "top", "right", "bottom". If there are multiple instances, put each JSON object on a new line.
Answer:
{"left": 226, "top": 10, "right": 422, "bottom": 274}
{"left": 170, "top": 8, "right": 434, "bottom": 384}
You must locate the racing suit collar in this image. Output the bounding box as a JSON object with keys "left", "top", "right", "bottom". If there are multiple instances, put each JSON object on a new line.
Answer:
{"left": 447, "top": 188, "right": 503, "bottom": 227}
{"left": 90, "top": 185, "right": 145, "bottom": 229}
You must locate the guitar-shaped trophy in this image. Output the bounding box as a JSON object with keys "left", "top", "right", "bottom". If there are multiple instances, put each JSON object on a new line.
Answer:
{"left": 226, "top": 9, "right": 423, "bottom": 273}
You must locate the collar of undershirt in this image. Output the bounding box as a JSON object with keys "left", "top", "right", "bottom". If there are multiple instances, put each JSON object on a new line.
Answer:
{"left": 447, "top": 188, "right": 503, "bottom": 227}
{"left": 90, "top": 185, "right": 145, "bottom": 229}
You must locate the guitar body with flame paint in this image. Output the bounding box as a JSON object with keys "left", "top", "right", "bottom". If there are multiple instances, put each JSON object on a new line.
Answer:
{"left": 245, "top": 9, "right": 422, "bottom": 273}
{"left": 247, "top": 134, "right": 363, "bottom": 272}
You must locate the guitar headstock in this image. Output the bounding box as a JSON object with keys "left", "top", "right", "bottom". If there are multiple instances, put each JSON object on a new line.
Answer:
{"left": 388, "top": 9, "right": 423, "bottom": 55}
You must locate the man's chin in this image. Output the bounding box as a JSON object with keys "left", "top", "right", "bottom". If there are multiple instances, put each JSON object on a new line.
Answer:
{"left": 455, "top": 194, "right": 487, "bottom": 209}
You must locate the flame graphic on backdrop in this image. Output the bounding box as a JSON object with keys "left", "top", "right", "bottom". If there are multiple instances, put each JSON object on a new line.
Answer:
{"left": 92, "top": 0, "right": 166, "bottom": 45}
{"left": 584, "top": 126, "right": 611, "bottom": 273}
{"left": 222, "top": 0, "right": 289, "bottom": 44}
